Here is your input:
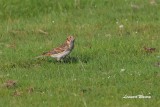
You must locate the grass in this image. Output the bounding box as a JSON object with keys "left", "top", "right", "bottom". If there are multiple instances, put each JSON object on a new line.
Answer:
{"left": 0, "top": 0, "right": 160, "bottom": 107}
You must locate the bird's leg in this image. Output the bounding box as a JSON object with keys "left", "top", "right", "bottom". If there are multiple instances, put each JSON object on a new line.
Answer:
{"left": 56, "top": 58, "right": 61, "bottom": 61}
{"left": 60, "top": 59, "right": 64, "bottom": 62}
{"left": 56, "top": 58, "right": 63, "bottom": 62}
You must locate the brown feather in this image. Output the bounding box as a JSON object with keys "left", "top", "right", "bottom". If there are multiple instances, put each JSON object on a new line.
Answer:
{"left": 42, "top": 42, "right": 69, "bottom": 56}
{"left": 37, "top": 36, "right": 75, "bottom": 60}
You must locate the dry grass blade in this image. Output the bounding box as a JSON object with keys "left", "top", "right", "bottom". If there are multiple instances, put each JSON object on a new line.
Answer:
{"left": 149, "top": 0, "right": 157, "bottom": 5}
{"left": 38, "top": 29, "right": 48, "bottom": 35}
{"left": 3, "top": 80, "right": 17, "bottom": 88}
{"left": 154, "top": 62, "right": 160, "bottom": 67}
{"left": 143, "top": 46, "right": 156, "bottom": 53}
{"left": 13, "top": 90, "right": 23, "bottom": 96}
{"left": 9, "top": 30, "right": 26, "bottom": 35}
{"left": 26, "top": 87, "right": 34, "bottom": 93}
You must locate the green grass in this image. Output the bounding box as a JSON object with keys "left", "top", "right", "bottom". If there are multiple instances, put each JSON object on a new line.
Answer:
{"left": 0, "top": 0, "right": 160, "bottom": 107}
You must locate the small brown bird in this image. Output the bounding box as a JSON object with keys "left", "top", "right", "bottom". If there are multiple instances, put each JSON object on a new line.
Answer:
{"left": 36, "top": 36, "right": 75, "bottom": 61}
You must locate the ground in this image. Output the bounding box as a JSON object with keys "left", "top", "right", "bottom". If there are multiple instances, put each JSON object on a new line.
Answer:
{"left": 0, "top": 0, "right": 160, "bottom": 107}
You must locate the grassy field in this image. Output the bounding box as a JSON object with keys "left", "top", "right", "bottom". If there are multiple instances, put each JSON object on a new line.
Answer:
{"left": 0, "top": 0, "right": 160, "bottom": 107}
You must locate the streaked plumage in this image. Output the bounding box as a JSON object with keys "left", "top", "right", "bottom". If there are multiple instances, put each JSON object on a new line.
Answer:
{"left": 36, "top": 36, "right": 75, "bottom": 61}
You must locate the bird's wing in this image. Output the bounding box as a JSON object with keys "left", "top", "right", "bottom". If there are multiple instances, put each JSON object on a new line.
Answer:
{"left": 42, "top": 43, "right": 69, "bottom": 56}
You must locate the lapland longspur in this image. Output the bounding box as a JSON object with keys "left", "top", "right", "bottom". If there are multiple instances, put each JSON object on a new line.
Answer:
{"left": 37, "top": 36, "right": 75, "bottom": 61}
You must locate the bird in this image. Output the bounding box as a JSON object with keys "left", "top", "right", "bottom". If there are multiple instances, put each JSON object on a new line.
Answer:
{"left": 36, "top": 36, "right": 75, "bottom": 61}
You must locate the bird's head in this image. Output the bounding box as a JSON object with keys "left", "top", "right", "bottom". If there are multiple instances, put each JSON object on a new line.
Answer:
{"left": 66, "top": 36, "right": 75, "bottom": 44}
